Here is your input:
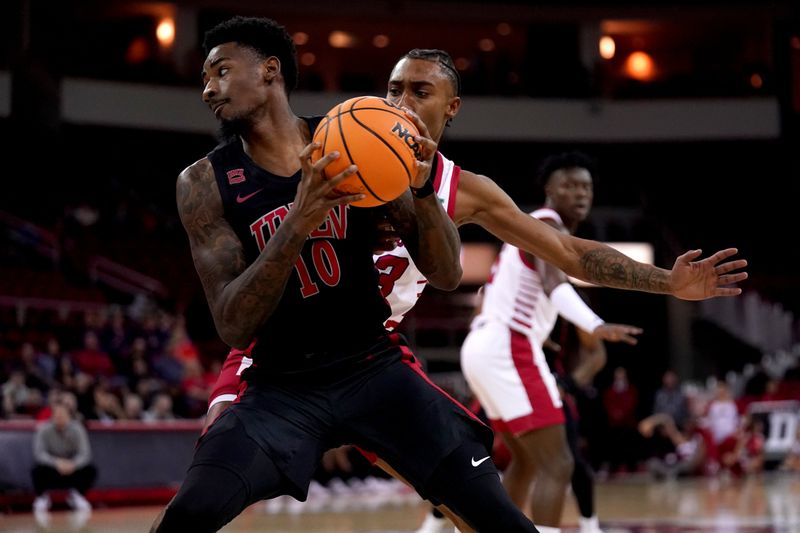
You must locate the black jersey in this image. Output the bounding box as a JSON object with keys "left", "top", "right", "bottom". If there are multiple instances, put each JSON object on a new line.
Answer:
{"left": 207, "top": 116, "right": 391, "bottom": 374}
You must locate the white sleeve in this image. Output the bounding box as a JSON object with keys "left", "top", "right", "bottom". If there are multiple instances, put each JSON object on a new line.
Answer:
{"left": 550, "top": 282, "right": 605, "bottom": 333}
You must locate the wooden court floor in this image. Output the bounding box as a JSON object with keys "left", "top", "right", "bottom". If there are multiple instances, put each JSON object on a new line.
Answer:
{"left": 2, "top": 472, "right": 799, "bottom": 532}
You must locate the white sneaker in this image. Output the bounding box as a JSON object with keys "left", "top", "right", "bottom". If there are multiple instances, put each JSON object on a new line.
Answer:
{"left": 34, "top": 507, "right": 50, "bottom": 529}
{"left": 66, "top": 489, "right": 92, "bottom": 512}
{"left": 263, "top": 494, "right": 292, "bottom": 514}
{"left": 579, "top": 515, "right": 604, "bottom": 533}
{"left": 33, "top": 493, "right": 51, "bottom": 513}
{"left": 415, "top": 512, "right": 451, "bottom": 533}
{"left": 69, "top": 508, "right": 92, "bottom": 530}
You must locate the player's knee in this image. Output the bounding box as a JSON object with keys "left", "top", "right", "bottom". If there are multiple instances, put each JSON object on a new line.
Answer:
{"left": 548, "top": 446, "right": 575, "bottom": 484}
{"left": 458, "top": 473, "right": 538, "bottom": 532}
{"left": 507, "top": 455, "right": 537, "bottom": 479}
{"left": 156, "top": 494, "right": 222, "bottom": 533}
{"left": 527, "top": 443, "right": 574, "bottom": 485}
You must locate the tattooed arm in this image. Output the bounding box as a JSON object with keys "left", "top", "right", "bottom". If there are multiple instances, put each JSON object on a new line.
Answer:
{"left": 177, "top": 147, "right": 362, "bottom": 349}
{"left": 383, "top": 108, "right": 462, "bottom": 291}
{"left": 453, "top": 169, "right": 748, "bottom": 300}
{"left": 384, "top": 190, "right": 462, "bottom": 290}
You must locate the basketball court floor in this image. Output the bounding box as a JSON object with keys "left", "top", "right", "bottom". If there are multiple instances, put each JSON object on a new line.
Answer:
{"left": 2, "top": 472, "right": 798, "bottom": 532}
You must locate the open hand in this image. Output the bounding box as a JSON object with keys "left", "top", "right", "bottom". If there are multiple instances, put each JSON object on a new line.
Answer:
{"left": 669, "top": 248, "right": 748, "bottom": 301}
{"left": 593, "top": 323, "right": 642, "bottom": 345}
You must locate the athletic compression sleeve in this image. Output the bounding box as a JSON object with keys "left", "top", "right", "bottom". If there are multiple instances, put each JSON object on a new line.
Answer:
{"left": 550, "top": 282, "right": 604, "bottom": 334}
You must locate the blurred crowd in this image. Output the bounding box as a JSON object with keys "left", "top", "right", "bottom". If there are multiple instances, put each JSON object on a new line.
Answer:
{"left": 585, "top": 364, "right": 800, "bottom": 480}
{"left": 1, "top": 303, "right": 217, "bottom": 424}
{"left": 3, "top": 300, "right": 800, "bottom": 486}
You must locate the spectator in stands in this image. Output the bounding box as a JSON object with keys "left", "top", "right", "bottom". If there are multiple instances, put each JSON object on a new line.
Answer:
{"left": 140, "top": 312, "right": 171, "bottom": 356}
{"left": 31, "top": 401, "right": 96, "bottom": 513}
{"left": 639, "top": 413, "right": 708, "bottom": 479}
{"left": 602, "top": 366, "right": 641, "bottom": 473}
{"left": 101, "top": 307, "right": 131, "bottom": 367}
{"left": 642, "top": 370, "right": 691, "bottom": 462}
{"left": 72, "top": 372, "right": 96, "bottom": 421}
{"left": 166, "top": 315, "right": 200, "bottom": 363}
{"left": 22, "top": 388, "right": 44, "bottom": 418}
{"left": 143, "top": 392, "right": 175, "bottom": 422}
{"left": 55, "top": 354, "right": 77, "bottom": 390}
{"left": 90, "top": 385, "right": 125, "bottom": 422}
{"left": 760, "top": 378, "right": 783, "bottom": 402}
{"left": 723, "top": 414, "right": 765, "bottom": 476}
{"left": 79, "top": 309, "right": 106, "bottom": 344}
{"left": 2, "top": 369, "right": 35, "bottom": 418}
{"left": 703, "top": 380, "right": 740, "bottom": 474}
{"left": 36, "top": 388, "right": 63, "bottom": 421}
{"left": 36, "top": 338, "right": 63, "bottom": 387}
{"left": 128, "top": 353, "right": 163, "bottom": 401}
{"left": 653, "top": 370, "right": 689, "bottom": 429}
{"left": 180, "top": 359, "right": 212, "bottom": 418}
{"left": 60, "top": 390, "right": 82, "bottom": 421}
{"left": 19, "top": 342, "right": 50, "bottom": 392}
{"left": 123, "top": 393, "right": 144, "bottom": 420}
{"left": 72, "top": 331, "right": 115, "bottom": 378}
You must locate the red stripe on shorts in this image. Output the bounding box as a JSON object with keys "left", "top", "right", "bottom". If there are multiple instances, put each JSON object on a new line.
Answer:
{"left": 491, "top": 330, "right": 564, "bottom": 435}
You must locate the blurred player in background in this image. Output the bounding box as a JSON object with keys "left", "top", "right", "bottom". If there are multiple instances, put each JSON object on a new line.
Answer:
{"left": 459, "top": 152, "right": 641, "bottom": 533}
{"left": 547, "top": 311, "right": 614, "bottom": 533}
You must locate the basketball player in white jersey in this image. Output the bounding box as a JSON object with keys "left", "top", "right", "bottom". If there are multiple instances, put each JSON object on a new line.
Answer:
{"left": 459, "top": 151, "right": 641, "bottom": 533}
{"left": 202, "top": 48, "right": 746, "bottom": 532}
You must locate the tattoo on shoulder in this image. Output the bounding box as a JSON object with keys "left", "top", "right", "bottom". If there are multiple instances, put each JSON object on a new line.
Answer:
{"left": 177, "top": 161, "right": 246, "bottom": 287}
{"left": 178, "top": 163, "right": 220, "bottom": 235}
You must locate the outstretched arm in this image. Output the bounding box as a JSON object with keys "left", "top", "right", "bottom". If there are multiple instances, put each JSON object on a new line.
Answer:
{"left": 455, "top": 171, "right": 747, "bottom": 299}
{"left": 531, "top": 221, "right": 642, "bottom": 354}
{"left": 178, "top": 148, "right": 363, "bottom": 348}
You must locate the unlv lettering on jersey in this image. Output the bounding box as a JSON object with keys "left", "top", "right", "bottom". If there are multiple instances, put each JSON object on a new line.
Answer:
{"left": 249, "top": 204, "right": 349, "bottom": 253}
{"left": 309, "top": 204, "right": 348, "bottom": 240}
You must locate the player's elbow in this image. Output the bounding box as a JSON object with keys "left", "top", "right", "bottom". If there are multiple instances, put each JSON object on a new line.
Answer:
{"left": 216, "top": 322, "right": 251, "bottom": 351}
{"left": 214, "top": 301, "right": 260, "bottom": 349}
{"left": 427, "top": 264, "right": 463, "bottom": 291}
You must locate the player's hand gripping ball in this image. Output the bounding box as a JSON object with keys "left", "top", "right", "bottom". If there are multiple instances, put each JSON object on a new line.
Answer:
{"left": 311, "top": 96, "right": 420, "bottom": 207}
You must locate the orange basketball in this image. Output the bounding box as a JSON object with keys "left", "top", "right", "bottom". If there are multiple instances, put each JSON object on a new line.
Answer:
{"left": 311, "top": 96, "right": 420, "bottom": 207}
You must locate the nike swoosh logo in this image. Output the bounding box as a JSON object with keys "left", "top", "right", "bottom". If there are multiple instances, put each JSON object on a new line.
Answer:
{"left": 236, "top": 189, "right": 264, "bottom": 203}
{"left": 471, "top": 456, "right": 491, "bottom": 467}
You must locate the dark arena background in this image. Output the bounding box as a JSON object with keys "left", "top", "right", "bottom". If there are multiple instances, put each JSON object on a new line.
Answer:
{"left": 1, "top": 0, "right": 799, "bottom": 531}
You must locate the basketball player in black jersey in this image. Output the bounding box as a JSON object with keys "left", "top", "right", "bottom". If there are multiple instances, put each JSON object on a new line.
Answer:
{"left": 151, "top": 16, "right": 538, "bottom": 533}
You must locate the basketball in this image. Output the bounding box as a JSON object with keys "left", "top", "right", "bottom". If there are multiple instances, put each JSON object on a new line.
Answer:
{"left": 311, "top": 96, "right": 420, "bottom": 207}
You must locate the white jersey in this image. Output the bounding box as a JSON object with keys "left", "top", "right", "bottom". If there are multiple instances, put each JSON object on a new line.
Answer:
{"left": 474, "top": 208, "right": 562, "bottom": 345}
{"left": 375, "top": 151, "right": 461, "bottom": 330}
